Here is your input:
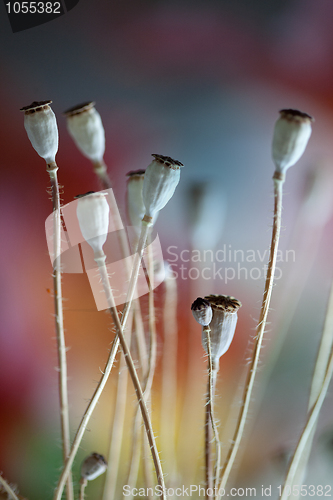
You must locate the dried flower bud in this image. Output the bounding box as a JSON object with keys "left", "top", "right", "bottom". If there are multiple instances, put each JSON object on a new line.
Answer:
{"left": 21, "top": 100, "right": 59, "bottom": 167}
{"left": 202, "top": 295, "right": 241, "bottom": 365}
{"left": 272, "top": 109, "right": 313, "bottom": 178}
{"left": 80, "top": 452, "right": 108, "bottom": 481}
{"left": 126, "top": 169, "right": 159, "bottom": 236}
{"left": 76, "top": 191, "right": 109, "bottom": 254}
{"left": 142, "top": 154, "right": 183, "bottom": 222}
{"left": 191, "top": 297, "right": 213, "bottom": 326}
{"left": 64, "top": 101, "right": 105, "bottom": 163}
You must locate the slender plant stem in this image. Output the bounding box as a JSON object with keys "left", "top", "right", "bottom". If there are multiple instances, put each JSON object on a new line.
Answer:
{"left": 53, "top": 327, "right": 120, "bottom": 500}
{"left": 102, "top": 310, "right": 133, "bottom": 500}
{"left": 79, "top": 478, "right": 87, "bottom": 500}
{"left": 54, "top": 219, "right": 153, "bottom": 500}
{"left": 280, "top": 278, "right": 333, "bottom": 497}
{"left": 96, "top": 254, "right": 166, "bottom": 499}
{"left": 93, "top": 160, "right": 112, "bottom": 190}
{"left": 48, "top": 165, "right": 74, "bottom": 500}
{"left": 217, "top": 175, "right": 284, "bottom": 496}
{"left": 160, "top": 271, "right": 178, "bottom": 483}
{"left": 126, "top": 413, "right": 143, "bottom": 499}
{"left": 205, "top": 376, "right": 213, "bottom": 499}
{"left": 92, "top": 175, "right": 147, "bottom": 500}
{"left": 142, "top": 240, "right": 157, "bottom": 493}
{"left": 125, "top": 314, "right": 150, "bottom": 497}
{"left": 279, "top": 342, "right": 333, "bottom": 500}
{"left": 204, "top": 327, "right": 220, "bottom": 500}
{"left": 0, "top": 475, "right": 20, "bottom": 500}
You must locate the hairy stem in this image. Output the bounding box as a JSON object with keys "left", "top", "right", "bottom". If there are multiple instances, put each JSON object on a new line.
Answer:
{"left": 96, "top": 254, "right": 166, "bottom": 498}
{"left": 217, "top": 175, "right": 284, "bottom": 496}
{"left": 279, "top": 343, "right": 333, "bottom": 499}
{"left": 54, "top": 220, "right": 154, "bottom": 500}
{"left": 48, "top": 165, "right": 73, "bottom": 500}
{"left": 160, "top": 271, "right": 178, "bottom": 483}
{"left": 204, "top": 327, "right": 220, "bottom": 500}
{"left": 0, "top": 475, "right": 20, "bottom": 500}
{"left": 79, "top": 478, "right": 87, "bottom": 500}
{"left": 280, "top": 278, "right": 333, "bottom": 498}
{"left": 102, "top": 311, "right": 133, "bottom": 500}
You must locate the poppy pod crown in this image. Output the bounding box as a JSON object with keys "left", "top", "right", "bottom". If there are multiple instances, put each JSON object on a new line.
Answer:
{"left": 21, "top": 100, "right": 59, "bottom": 165}
{"left": 202, "top": 294, "right": 242, "bottom": 366}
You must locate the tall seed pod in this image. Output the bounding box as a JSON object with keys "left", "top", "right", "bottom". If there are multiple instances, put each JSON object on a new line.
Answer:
{"left": 272, "top": 109, "right": 313, "bottom": 180}
{"left": 64, "top": 101, "right": 112, "bottom": 189}
{"left": 203, "top": 295, "right": 241, "bottom": 371}
{"left": 21, "top": 100, "right": 58, "bottom": 170}
{"left": 142, "top": 154, "right": 183, "bottom": 223}
{"left": 21, "top": 100, "right": 74, "bottom": 500}
{"left": 76, "top": 191, "right": 110, "bottom": 259}
{"left": 64, "top": 101, "right": 105, "bottom": 165}
{"left": 217, "top": 110, "right": 313, "bottom": 498}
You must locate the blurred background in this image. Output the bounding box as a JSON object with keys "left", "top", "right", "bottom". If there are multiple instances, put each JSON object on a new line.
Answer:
{"left": 1, "top": 0, "right": 333, "bottom": 498}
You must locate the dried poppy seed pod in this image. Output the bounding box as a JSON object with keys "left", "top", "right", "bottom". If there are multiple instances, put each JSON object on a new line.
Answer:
{"left": 191, "top": 297, "right": 213, "bottom": 327}
{"left": 21, "top": 100, "right": 59, "bottom": 169}
{"left": 272, "top": 109, "right": 313, "bottom": 180}
{"left": 80, "top": 452, "right": 108, "bottom": 481}
{"left": 202, "top": 295, "right": 241, "bottom": 367}
{"left": 126, "top": 169, "right": 158, "bottom": 237}
{"left": 142, "top": 154, "right": 183, "bottom": 223}
{"left": 76, "top": 192, "right": 109, "bottom": 256}
{"left": 64, "top": 101, "right": 105, "bottom": 166}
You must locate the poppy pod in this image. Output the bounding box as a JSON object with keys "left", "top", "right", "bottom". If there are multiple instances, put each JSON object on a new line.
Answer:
{"left": 64, "top": 101, "right": 105, "bottom": 163}
{"left": 191, "top": 297, "right": 213, "bottom": 327}
{"left": 21, "top": 100, "right": 59, "bottom": 166}
{"left": 142, "top": 154, "right": 183, "bottom": 221}
{"left": 80, "top": 453, "right": 108, "bottom": 481}
{"left": 76, "top": 192, "right": 110, "bottom": 255}
{"left": 202, "top": 295, "right": 241, "bottom": 366}
{"left": 272, "top": 109, "right": 313, "bottom": 177}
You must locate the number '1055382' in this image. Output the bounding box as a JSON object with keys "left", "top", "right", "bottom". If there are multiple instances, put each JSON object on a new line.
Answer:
{"left": 5, "top": 2, "right": 61, "bottom": 14}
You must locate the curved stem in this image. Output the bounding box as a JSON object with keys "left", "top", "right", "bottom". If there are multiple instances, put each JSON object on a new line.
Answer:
{"left": 54, "top": 331, "right": 120, "bottom": 500}
{"left": 217, "top": 176, "right": 284, "bottom": 496}
{"left": 79, "top": 478, "right": 87, "bottom": 500}
{"left": 48, "top": 167, "right": 74, "bottom": 500}
{"left": 142, "top": 240, "right": 157, "bottom": 492}
{"left": 54, "top": 220, "right": 154, "bottom": 500}
{"left": 160, "top": 273, "right": 178, "bottom": 483}
{"left": 204, "top": 327, "right": 220, "bottom": 500}
{"left": 97, "top": 255, "right": 166, "bottom": 498}
{"left": 0, "top": 475, "right": 20, "bottom": 500}
{"left": 279, "top": 278, "right": 333, "bottom": 499}
{"left": 279, "top": 343, "right": 333, "bottom": 500}
{"left": 102, "top": 311, "right": 133, "bottom": 500}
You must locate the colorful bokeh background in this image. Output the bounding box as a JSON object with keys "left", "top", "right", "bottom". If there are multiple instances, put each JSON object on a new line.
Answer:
{"left": 1, "top": 0, "right": 333, "bottom": 498}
